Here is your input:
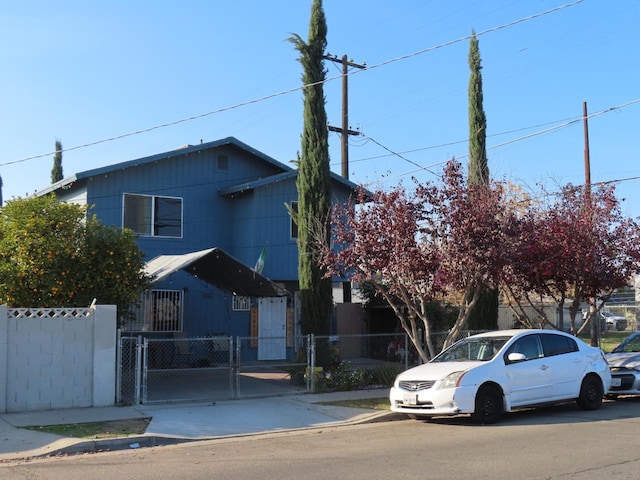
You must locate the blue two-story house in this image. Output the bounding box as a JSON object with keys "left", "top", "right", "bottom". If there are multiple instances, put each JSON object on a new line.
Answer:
{"left": 37, "top": 137, "right": 360, "bottom": 360}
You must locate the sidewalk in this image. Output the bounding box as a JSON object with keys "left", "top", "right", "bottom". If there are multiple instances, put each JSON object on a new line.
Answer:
{"left": 0, "top": 389, "right": 394, "bottom": 462}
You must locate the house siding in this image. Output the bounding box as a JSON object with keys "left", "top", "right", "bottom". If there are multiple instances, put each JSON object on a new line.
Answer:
{"left": 41, "top": 138, "right": 361, "bottom": 338}
{"left": 83, "top": 143, "right": 292, "bottom": 264}
{"left": 227, "top": 180, "right": 299, "bottom": 281}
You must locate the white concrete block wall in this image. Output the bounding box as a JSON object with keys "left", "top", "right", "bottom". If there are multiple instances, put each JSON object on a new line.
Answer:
{"left": 93, "top": 305, "right": 117, "bottom": 407}
{"left": 0, "top": 306, "right": 7, "bottom": 414}
{"left": 0, "top": 305, "right": 117, "bottom": 413}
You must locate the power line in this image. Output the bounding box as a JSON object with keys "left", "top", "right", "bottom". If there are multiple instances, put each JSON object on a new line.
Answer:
{"left": 2, "top": 0, "right": 584, "bottom": 168}
{"left": 356, "top": 133, "right": 442, "bottom": 177}
{"left": 1, "top": 87, "right": 304, "bottom": 167}
{"left": 360, "top": 153, "right": 640, "bottom": 207}
{"left": 361, "top": 0, "right": 584, "bottom": 73}
{"left": 356, "top": 98, "right": 640, "bottom": 184}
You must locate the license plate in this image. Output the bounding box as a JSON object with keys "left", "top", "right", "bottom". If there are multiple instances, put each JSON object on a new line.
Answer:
{"left": 611, "top": 378, "right": 622, "bottom": 387}
{"left": 403, "top": 393, "right": 418, "bottom": 405}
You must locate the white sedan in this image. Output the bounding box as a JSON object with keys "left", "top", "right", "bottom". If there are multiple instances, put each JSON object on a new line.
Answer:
{"left": 389, "top": 329, "right": 611, "bottom": 424}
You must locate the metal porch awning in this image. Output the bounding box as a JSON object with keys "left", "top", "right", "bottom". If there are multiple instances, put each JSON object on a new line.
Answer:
{"left": 144, "top": 247, "right": 287, "bottom": 297}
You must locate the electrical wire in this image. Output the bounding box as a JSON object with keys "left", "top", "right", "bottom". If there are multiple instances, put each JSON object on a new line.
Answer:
{"left": 2, "top": 0, "right": 584, "bottom": 168}
{"left": 358, "top": 0, "right": 584, "bottom": 74}
{"left": 345, "top": 98, "right": 640, "bottom": 184}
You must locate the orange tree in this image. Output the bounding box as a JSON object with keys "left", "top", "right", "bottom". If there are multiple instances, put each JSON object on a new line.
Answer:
{"left": 0, "top": 195, "right": 150, "bottom": 321}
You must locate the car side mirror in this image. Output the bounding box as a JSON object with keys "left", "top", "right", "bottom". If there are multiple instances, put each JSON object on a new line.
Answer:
{"left": 507, "top": 352, "right": 526, "bottom": 363}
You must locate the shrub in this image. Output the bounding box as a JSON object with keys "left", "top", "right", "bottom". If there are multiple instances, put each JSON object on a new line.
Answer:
{"left": 310, "top": 362, "right": 376, "bottom": 393}
{"left": 287, "top": 366, "right": 306, "bottom": 387}
{"left": 374, "top": 363, "right": 405, "bottom": 387}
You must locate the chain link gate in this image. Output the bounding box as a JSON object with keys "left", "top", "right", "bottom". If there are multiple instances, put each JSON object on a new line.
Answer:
{"left": 116, "top": 333, "right": 143, "bottom": 405}
{"left": 117, "top": 333, "right": 235, "bottom": 404}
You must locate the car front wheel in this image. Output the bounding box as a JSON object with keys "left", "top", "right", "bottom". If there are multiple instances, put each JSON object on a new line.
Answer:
{"left": 471, "top": 384, "right": 503, "bottom": 424}
{"left": 576, "top": 375, "right": 604, "bottom": 410}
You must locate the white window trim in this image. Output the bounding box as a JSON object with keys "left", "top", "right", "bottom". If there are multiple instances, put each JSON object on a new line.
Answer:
{"left": 232, "top": 296, "right": 251, "bottom": 311}
{"left": 123, "top": 193, "right": 183, "bottom": 238}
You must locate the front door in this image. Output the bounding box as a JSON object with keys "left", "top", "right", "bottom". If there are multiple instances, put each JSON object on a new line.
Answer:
{"left": 505, "top": 334, "right": 553, "bottom": 406}
{"left": 257, "top": 297, "right": 287, "bottom": 360}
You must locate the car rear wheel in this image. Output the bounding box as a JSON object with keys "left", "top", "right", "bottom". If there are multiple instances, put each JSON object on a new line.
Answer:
{"left": 576, "top": 375, "right": 604, "bottom": 410}
{"left": 471, "top": 384, "right": 503, "bottom": 424}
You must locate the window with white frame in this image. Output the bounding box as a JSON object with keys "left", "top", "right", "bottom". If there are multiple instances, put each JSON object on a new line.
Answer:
{"left": 123, "top": 193, "right": 183, "bottom": 237}
{"left": 232, "top": 296, "right": 251, "bottom": 311}
{"left": 126, "top": 289, "right": 184, "bottom": 332}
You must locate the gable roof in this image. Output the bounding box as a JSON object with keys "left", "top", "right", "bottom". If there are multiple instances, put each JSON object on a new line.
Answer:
{"left": 36, "top": 136, "right": 293, "bottom": 197}
{"left": 37, "top": 136, "right": 370, "bottom": 204}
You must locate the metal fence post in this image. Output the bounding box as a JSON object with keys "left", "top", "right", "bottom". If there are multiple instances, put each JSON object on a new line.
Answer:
{"left": 228, "top": 336, "right": 235, "bottom": 400}
{"left": 136, "top": 335, "right": 144, "bottom": 405}
{"left": 232, "top": 337, "right": 240, "bottom": 399}
{"left": 308, "top": 334, "right": 315, "bottom": 392}
{"left": 115, "top": 329, "right": 122, "bottom": 404}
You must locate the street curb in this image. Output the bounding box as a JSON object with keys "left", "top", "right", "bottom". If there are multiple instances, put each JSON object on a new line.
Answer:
{"left": 53, "top": 435, "right": 196, "bottom": 456}
{"left": 29, "top": 410, "right": 405, "bottom": 459}
{"left": 4, "top": 435, "right": 198, "bottom": 461}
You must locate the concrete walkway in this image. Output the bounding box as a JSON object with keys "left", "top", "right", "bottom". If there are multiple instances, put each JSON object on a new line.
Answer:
{"left": 0, "top": 389, "right": 394, "bottom": 462}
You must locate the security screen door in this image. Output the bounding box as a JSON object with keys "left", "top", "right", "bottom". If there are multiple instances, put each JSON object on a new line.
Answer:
{"left": 257, "top": 297, "right": 287, "bottom": 360}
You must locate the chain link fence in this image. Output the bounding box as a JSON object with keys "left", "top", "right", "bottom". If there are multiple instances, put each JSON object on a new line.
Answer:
{"left": 117, "top": 330, "right": 487, "bottom": 404}
{"left": 234, "top": 335, "right": 309, "bottom": 399}
{"left": 116, "top": 335, "right": 141, "bottom": 405}
{"left": 607, "top": 304, "right": 640, "bottom": 331}
{"left": 142, "top": 336, "right": 233, "bottom": 404}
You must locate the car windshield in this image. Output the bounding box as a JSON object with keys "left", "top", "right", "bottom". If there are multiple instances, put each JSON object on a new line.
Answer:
{"left": 613, "top": 333, "right": 640, "bottom": 353}
{"left": 432, "top": 336, "right": 512, "bottom": 362}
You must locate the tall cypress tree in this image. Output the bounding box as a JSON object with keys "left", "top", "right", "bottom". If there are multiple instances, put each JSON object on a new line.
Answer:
{"left": 288, "top": 0, "right": 333, "bottom": 336}
{"left": 468, "top": 32, "right": 488, "bottom": 186}
{"left": 51, "top": 139, "right": 63, "bottom": 183}
{"left": 467, "top": 31, "right": 498, "bottom": 330}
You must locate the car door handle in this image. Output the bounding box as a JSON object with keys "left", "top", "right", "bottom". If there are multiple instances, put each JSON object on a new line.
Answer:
{"left": 540, "top": 364, "right": 550, "bottom": 371}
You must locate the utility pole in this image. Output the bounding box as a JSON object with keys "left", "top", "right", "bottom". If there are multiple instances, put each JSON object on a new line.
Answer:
{"left": 583, "top": 101, "right": 599, "bottom": 347}
{"left": 323, "top": 53, "right": 365, "bottom": 304}
{"left": 584, "top": 101, "right": 591, "bottom": 191}
{"left": 323, "top": 54, "right": 365, "bottom": 179}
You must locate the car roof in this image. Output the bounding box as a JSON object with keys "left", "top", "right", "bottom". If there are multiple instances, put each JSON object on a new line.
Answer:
{"left": 470, "top": 329, "right": 565, "bottom": 339}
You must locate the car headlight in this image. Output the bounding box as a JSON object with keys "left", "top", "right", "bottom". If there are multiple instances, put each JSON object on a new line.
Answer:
{"left": 441, "top": 371, "right": 467, "bottom": 389}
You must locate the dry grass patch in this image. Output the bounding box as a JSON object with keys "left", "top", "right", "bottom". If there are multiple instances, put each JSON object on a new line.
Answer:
{"left": 24, "top": 417, "right": 151, "bottom": 439}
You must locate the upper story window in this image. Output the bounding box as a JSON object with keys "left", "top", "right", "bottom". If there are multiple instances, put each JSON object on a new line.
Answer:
{"left": 123, "top": 193, "right": 183, "bottom": 238}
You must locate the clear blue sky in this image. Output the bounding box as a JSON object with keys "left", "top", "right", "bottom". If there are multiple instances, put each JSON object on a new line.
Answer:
{"left": 1, "top": 0, "right": 639, "bottom": 217}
